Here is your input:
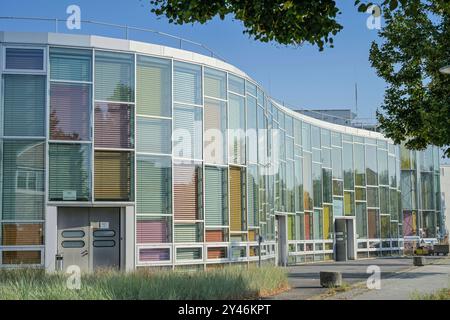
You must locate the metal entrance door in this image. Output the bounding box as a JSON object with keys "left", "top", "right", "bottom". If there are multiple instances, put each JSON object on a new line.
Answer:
{"left": 335, "top": 219, "right": 348, "bottom": 261}
{"left": 57, "top": 207, "right": 121, "bottom": 272}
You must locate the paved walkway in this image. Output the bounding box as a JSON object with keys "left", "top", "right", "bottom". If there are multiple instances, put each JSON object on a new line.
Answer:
{"left": 329, "top": 258, "right": 450, "bottom": 300}
{"left": 268, "top": 256, "right": 449, "bottom": 300}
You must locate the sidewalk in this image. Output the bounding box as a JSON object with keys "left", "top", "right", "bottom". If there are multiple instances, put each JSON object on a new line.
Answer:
{"left": 267, "top": 256, "right": 449, "bottom": 300}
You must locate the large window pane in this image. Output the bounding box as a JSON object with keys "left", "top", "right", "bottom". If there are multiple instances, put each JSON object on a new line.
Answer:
{"left": 136, "top": 117, "right": 171, "bottom": 154}
{"left": 313, "top": 162, "right": 322, "bottom": 207}
{"left": 136, "top": 155, "right": 171, "bottom": 215}
{"left": 332, "top": 147, "right": 343, "bottom": 179}
{"left": 228, "top": 74, "right": 245, "bottom": 95}
{"left": 136, "top": 55, "right": 171, "bottom": 117}
{"left": 204, "top": 98, "right": 227, "bottom": 164}
{"left": 137, "top": 216, "right": 171, "bottom": 243}
{"left": 356, "top": 202, "right": 367, "bottom": 239}
{"left": 50, "top": 47, "right": 92, "bottom": 82}
{"left": 94, "top": 151, "right": 133, "bottom": 201}
{"left": 2, "top": 223, "right": 43, "bottom": 245}
{"left": 366, "top": 144, "right": 378, "bottom": 185}
{"left": 173, "top": 105, "right": 203, "bottom": 160}
{"left": 205, "top": 166, "right": 228, "bottom": 226}
{"left": 204, "top": 68, "right": 226, "bottom": 99}
{"left": 247, "top": 165, "right": 259, "bottom": 226}
{"left": 95, "top": 102, "right": 134, "bottom": 149}
{"left": 228, "top": 94, "right": 246, "bottom": 164}
{"left": 354, "top": 143, "right": 365, "bottom": 186}
{"left": 344, "top": 191, "right": 355, "bottom": 216}
{"left": 313, "top": 209, "right": 323, "bottom": 240}
{"left": 378, "top": 149, "right": 388, "bottom": 185}
{"left": 303, "top": 152, "right": 313, "bottom": 210}
{"left": 343, "top": 143, "right": 354, "bottom": 189}
{"left": 95, "top": 51, "right": 134, "bottom": 102}
{"left": 49, "top": 144, "right": 91, "bottom": 201}
{"left": 2, "top": 141, "right": 45, "bottom": 220}
{"left": 50, "top": 82, "right": 91, "bottom": 141}
{"left": 3, "top": 75, "right": 45, "bottom": 137}
{"left": 173, "top": 162, "right": 203, "bottom": 221}
{"left": 323, "top": 168, "right": 332, "bottom": 203}
{"left": 368, "top": 209, "right": 379, "bottom": 238}
{"left": 173, "top": 61, "right": 202, "bottom": 105}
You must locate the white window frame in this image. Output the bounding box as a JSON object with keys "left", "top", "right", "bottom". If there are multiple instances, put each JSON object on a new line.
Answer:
{"left": 2, "top": 45, "right": 47, "bottom": 74}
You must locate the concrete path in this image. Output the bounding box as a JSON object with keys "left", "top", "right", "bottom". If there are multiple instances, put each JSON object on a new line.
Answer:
{"left": 329, "top": 258, "right": 450, "bottom": 300}
{"left": 268, "top": 256, "right": 449, "bottom": 300}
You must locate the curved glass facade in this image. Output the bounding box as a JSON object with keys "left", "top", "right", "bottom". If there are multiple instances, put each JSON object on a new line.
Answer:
{"left": 0, "top": 33, "right": 441, "bottom": 268}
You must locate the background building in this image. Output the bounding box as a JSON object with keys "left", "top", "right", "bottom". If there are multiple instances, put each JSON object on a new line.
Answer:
{"left": 440, "top": 165, "right": 450, "bottom": 238}
{"left": 0, "top": 32, "right": 442, "bottom": 271}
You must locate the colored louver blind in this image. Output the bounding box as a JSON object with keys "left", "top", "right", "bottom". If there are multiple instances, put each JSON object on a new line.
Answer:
{"left": 173, "top": 61, "right": 202, "bottom": 105}
{"left": 94, "top": 151, "right": 132, "bottom": 201}
{"left": 139, "top": 248, "right": 170, "bottom": 262}
{"left": 136, "top": 216, "right": 171, "bottom": 243}
{"left": 3, "top": 75, "right": 45, "bottom": 137}
{"left": 5, "top": 48, "right": 44, "bottom": 70}
{"left": 95, "top": 51, "right": 134, "bottom": 102}
{"left": 2, "top": 223, "right": 43, "bottom": 245}
{"left": 230, "top": 167, "right": 244, "bottom": 232}
{"left": 173, "top": 164, "right": 202, "bottom": 221}
{"left": 207, "top": 247, "right": 227, "bottom": 259}
{"left": 50, "top": 47, "right": 92, "bottom": 82}
{"left": 205, "top": 167, "right": 227, "bottom": 226}
{"left": 2, "top": 141, "right": 45, "bottom": 220}
{"left": 95, "top": 103, "right": 134, "bottom": 148}
{"left": 137, "top": 155, "right": 171, "bottom": 215}
{"left": 176, "top": 248, "right": 202, "bottom": 260}
{"left": 2, "top": 251, "right": 41, "bottom": 265}
{"left": 173, "top": 105, "right": 202, "bottom": 160}
{"left": 49, "top": 144, "right": 91, "bottom": 201}
{"left": 204, "top": 99, "right": 227, "bottom": 164}
{"left": 137, "top": 55, "right": 171, "bottom": 117}
{"left": 205, "top": 229, "right": 225, "bottom": 242}
{"left": 50, "top": 82, "right": 91, "bottom": 141}
{"left": 174, "top": 224, "right": 201, "bottom": 242}
{"left": 136, "top": 117, "right": 172, "bottom": 154}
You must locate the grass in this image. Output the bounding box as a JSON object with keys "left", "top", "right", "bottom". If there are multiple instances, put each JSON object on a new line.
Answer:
{"left": 411, "top": 288, "right": 450, "bottom": 300}
{"left": 0, "top": 265, "right": 289, "bottom": 300}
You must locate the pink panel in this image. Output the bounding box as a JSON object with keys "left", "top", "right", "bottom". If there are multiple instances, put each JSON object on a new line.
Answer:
{"left": 139, "top": 248, "right": 170, "bottom": 262}
{"left": 137, "top": 219, "right": 169, "bottom": 243}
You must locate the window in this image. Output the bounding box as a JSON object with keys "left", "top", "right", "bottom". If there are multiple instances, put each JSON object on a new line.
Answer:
{"left": 228, "top": 94, "right": 246, "bottom": 164}
{"left": 246, "top": 95, "right": 258, "bottom": 164}
{"left": 366, "top": 145, "right": 378, "bottom": 185}
{"left": 356, "top": 202, "right": 367, "bottom": 239}
{"left": 2, "top": 251, "right": 41, "bottom": 265}
{"left": 50, "top": 82, "right": 91, "bottom": 141}
{"left": 343, "top": 143, "right": 354, "bottom": 189}
{"left": 246, "top": 81, "right": 257, "bottom": 96}
{"left": 94, "top": 151, "right": 133, "bottom": 201}
{"left": 137, "top": 216, "right": 172, "bottom": 243}
{"left": 247, "top": 165, "right": 259, "bottom": 226}
{"left": 3, "top": 141, "right": 45, "bottom": 220}
{"left": 354, "top": 143, "right": 365, "bottom": 186}
{"left": 50, "top": 47, "right": 92, "bottom": 81}
{"left": 228, "top": 74, "right": 245, "bottom": 95}
{"left": 2, "top": 223, "right": 43, "bottom": 245}
{"left": 344, "top": 191, "right": 355, "bottom": 216}
{"left": 49, "top": 144, "right": 91, "bottom": 201}
{"left": 95, "top": 51, "right": 134, "bottom": 102}
{"left": 204, "top": 98, "right": 227, "bottom": 164}
{"left": 136, "top": 155, "right": 171, "bottom": 215}
{"left": 136, "top": 55, "right": 171, "bottom": 117}
{"left": 313, "top": 163, "right": 322, "bottom": 207}
{"left": 204, "top": 68, "right": 226, "bottom": 99}
{"left": 62, "top": 230, "right": 85, "bottom": 238}
{"left": 173, "top": 105, "right": 203, "bottom": 160}
{"left": 3, "top": 75, "right": 45, "bottom": 137}
{"left": 5, "top": 47, "right": 44, "bottom": 71}
{"left": 205, "top": 166, "right": 228, "bottom": 226}
{"left": 173, "top": 162, "right": 203, "bottom": 221}
{"left": 174, "top": 223, "right": 203, "bottom": 242}
{"left": 95, "top": 102, "right": 134, "bottom": 148}
{"left": 136, "top": 117, "right": 171, "bottom": 154}
{"left": 229, "top": 166, "right": 245, "bottom": 232}
{"left": 173, "top": 61, "right": 202, "bottom": 105}
{"left": 62, "top": 241, "right": 85, "bottom": 248}
{"left": 368, "top": 209, "right": 380, "bottom": 238}
{"left": 378, "top": 149, "right": 388, "bottom": 185}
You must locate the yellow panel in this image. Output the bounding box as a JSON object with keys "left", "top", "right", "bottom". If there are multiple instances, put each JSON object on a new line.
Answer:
{"left": 230, "top": 166, "right": 243, "bottom": 232}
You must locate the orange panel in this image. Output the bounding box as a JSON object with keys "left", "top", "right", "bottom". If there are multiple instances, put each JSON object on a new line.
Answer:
{"left": 205, "top": 229, "right": 224, "bottom": 242}
{"left": 2, "top": 224, "right": 43, "bottom": 246}
{"left": 207, "top": 247, "right": 227, "bottom": 259}
{"left": 2, "top": 251, "right": 41, "bottom": 265}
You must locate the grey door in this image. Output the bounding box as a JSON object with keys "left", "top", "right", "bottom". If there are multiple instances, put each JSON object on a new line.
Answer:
{"left": 335, "top": 219, "right": 347, "bottom": 261}
{"left": 57, "top": 207, "right": 121, "bottom": 272}
{"left": 57, "top": 207, "right": 90, "bottom": 272}
{"left": 90, "top": 208, "right": 121, "bottom": 270}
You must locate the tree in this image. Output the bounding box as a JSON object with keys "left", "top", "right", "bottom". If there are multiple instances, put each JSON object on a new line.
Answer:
{"left": 148, "top": 0, "right": 407, "bottom": 51}
{"left": 369, "top": 0, "right": 450, "bottom": 156}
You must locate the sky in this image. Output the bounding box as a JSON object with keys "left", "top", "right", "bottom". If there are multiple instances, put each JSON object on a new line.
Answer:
{"left": 0, "top": 0, "right": 386, "bottom": 120}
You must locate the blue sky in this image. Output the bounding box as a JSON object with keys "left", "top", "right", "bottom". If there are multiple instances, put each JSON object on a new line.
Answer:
{"left": 0, "top": 0, "right": 386, "bottom": 120}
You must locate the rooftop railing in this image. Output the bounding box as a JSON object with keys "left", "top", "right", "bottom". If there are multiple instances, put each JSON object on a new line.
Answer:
{"left": 0, "top": 16, "right": 227, "bottom": 61}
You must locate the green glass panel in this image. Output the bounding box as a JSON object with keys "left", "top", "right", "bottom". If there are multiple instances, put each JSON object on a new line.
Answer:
{"left": 173, "top": 61, "right": 202, "bottom": 105}
{"left": 205, "top": 166, "right": 228, "bottom": 226}
{"left": 50, "top": 47, "right": 92, "bottom": 82}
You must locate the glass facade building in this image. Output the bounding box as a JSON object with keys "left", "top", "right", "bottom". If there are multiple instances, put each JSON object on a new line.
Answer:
{"left": 0, "top": 32, "right": 442, "bottom": 270}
